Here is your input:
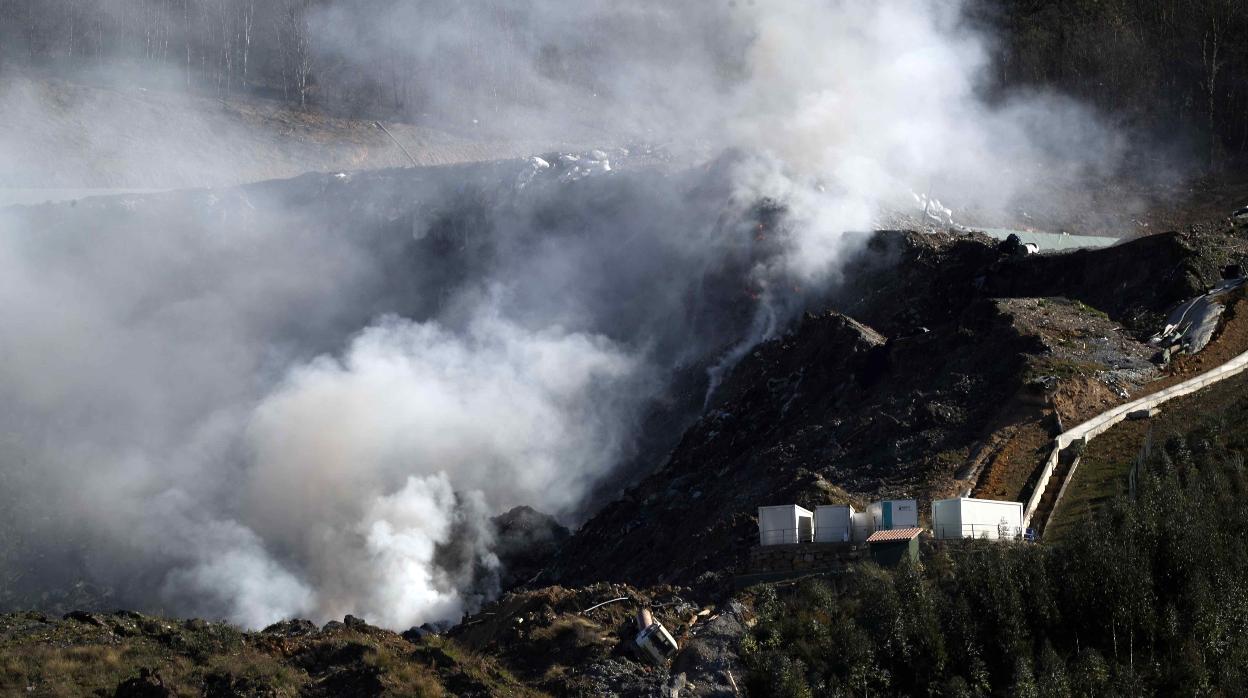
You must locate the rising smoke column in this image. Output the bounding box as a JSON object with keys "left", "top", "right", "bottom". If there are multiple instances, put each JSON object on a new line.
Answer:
{"left": 0, "top": 0, "right": 1127, "bottom": 629}
{"left": 239, "top": 311, "right": 649, "bottom": 627}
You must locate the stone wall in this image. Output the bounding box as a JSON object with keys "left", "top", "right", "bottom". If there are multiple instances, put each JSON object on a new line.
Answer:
{"left": 747, "top": 543, "right": 859, "bottom": 573}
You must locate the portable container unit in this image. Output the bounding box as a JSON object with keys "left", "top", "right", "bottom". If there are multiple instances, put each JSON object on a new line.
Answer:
{"left": 931, "top": 497, "right": 1024, "bottom": 540}
{"left": 867, "top": 499, "right": 918, "bottom": 531}
{"left": 814, "top": 505, "right": 855, "bottom": 543}
{"left": 757, "top": 505, "right": 814, "bottom": 545}
{"left": 634, "top": 608, "right": 678, "bottom": 665}
{"left": 851, "top": 510, "right": 873, "bottom": 543}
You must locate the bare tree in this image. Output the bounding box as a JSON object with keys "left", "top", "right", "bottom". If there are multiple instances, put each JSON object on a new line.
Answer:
{"left": 240, "top": 0, "right": 255, "bottom": 89}
{"left": 280, "top": 0, "right": 313, "bottom": 107}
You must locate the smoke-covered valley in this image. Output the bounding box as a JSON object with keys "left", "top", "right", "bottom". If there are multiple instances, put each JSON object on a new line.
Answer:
{"left": 0, "top": 0, "right": 1137, "bottom": 631}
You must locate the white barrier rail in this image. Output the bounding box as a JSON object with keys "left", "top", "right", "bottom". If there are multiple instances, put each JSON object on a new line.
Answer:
{"left": 1023, "top": 348, "right": 1248, "bottom": 529}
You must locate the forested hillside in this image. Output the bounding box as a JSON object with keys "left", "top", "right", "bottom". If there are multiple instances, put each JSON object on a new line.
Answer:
{"left": 973, "top": 1, "right": 1248, "bottom": 164}
{"left": 0, "top": 0, "right": 736, "bottom": 129}
{"left": 744, "top": 397, "right": 1248, "bottom": 695}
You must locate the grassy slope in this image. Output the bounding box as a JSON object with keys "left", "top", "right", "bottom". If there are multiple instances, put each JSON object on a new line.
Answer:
{"left": 0, "top": 611, "right": 542, "bottom": 697}
{"left": 1047, "top": 367, "right": 1248, "bottom": 541}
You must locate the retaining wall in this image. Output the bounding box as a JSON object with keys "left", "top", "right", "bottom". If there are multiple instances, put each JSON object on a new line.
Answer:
{"left": 1024, "top": 348, "right": 1248, "bottom": 529}
{"left": 747, "top": 543, "right": 857, "bottom": 573}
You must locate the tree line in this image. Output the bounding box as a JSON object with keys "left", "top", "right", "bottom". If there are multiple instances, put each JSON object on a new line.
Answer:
{"left": 972, "top": 0, "right": 1248, "bottom": 166}
{"left": 0, "top": 0, "right": 347, "bottom": 110}
{"left": 0, "top": 0, "right": 582, "bottom": 121}
{"left": 743, "top": 404, "right": 1248, "bottom": 695}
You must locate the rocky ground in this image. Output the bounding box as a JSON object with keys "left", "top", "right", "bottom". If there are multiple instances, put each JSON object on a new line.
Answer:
{"left": 0, "top": 585, "right": 751, "bottom": 697}
{"left": 0, "top": 608, "right": 535, "bottom": 697}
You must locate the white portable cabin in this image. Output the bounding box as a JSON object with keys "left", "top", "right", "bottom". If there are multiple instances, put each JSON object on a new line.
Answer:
{"left": 851, "top": 510, "right": 873, "bottom": 543}
{"left": 932, "top": 497, "right": 1024, "bottom": 540}
{"left": 867, "top": 499, "right": 918, "bottom": 531}
{"left": 814, "top": 505, "right": 855, "bottom": 543}
{"left": 757, "top": 505, "right": 814, "bottom": 545}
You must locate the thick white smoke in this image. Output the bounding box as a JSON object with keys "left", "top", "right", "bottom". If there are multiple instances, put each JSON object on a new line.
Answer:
{"left": 0, "top": 0, "right": 1129, "bottom": 628}
{"left": 725, "top": 2, "right": 1124, "bottom": 279}
{"left": 240, "top": 311, "right": 644, "bottom": 626}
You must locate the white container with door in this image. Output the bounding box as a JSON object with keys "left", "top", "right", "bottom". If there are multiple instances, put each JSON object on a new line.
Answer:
{"left": 814, "top": 505, "right": 855, "bottom": 543}
{"left": 757, "top": 505, "right": 815, "bottom": 545}
{"left": 931, "top": 497, "right": 1023, "bottom": 540}
{"left": 851, "top": 510, "right": 873, "bottom": 542}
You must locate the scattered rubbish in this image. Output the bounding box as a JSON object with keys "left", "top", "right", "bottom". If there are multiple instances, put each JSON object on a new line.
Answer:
{"left": 998, "top": 233, "right": 1028, "bottom": 255}
{"left": 580, "top": 596, "right": 630, "bottom": 615}
{"left": 1150, "top": 278, "right": 1246, "bottom": 356}
{"left": 634, "top": 608, "right": 679, "bottom": 665}
{"left": 975, "top": 227, "right": 1119, "bottom": 252}
{"left": 913, "top": 191, "right": 954, "bottom": 227}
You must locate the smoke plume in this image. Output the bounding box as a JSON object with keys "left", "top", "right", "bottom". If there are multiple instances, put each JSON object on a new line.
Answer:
{"left": 0, "top": 0, "right": 1129, "bottom": 628}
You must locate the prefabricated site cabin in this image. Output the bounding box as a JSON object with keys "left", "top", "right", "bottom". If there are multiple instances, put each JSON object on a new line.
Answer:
{"left": 931, "top": 497, "right": 1024, "bottom": 540}
{"left": 867, "top": 499, "right": 918, "bottom": 531}
{"left": 851, "top": 509, "right": 873, "bottom": 542}
{"left": 814, "top": 504, "right": 856, "bottom": 543}
{"left": 757, "top": 505, "right": 814, "bottom": 545}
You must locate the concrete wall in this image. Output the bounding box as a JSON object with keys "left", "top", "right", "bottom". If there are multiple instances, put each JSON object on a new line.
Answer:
{"left": 1025, "top": 348, "right": 1248, "bottom": 529}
